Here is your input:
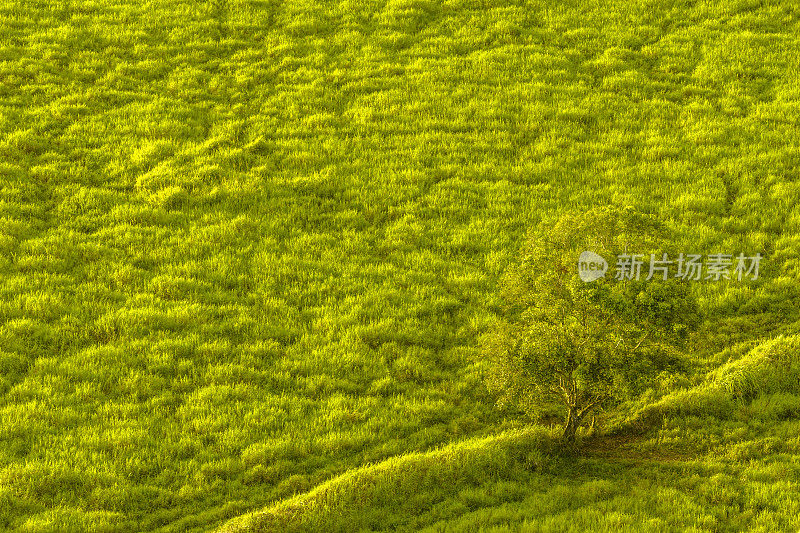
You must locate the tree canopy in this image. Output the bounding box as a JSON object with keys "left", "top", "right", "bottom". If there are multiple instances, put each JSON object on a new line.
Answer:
{"left": 484, "top": 206, "right": 702, "bottom": 443}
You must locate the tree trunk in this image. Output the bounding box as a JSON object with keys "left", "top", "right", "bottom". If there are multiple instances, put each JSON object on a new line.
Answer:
{"left": 562, "top": 407, "right": 582, "bottom": 443}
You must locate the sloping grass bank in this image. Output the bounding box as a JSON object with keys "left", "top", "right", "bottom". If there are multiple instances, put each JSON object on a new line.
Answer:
{"left": 218, "top": 426, "right": 558, "bottom": 533}
{"left": 221, "top": 335, "right": 800, "bottom": 532}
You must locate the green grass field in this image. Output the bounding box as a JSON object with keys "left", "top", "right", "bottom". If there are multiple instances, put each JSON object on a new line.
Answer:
{"left": 1, "top": 0, "right": 799, "bottom": 531}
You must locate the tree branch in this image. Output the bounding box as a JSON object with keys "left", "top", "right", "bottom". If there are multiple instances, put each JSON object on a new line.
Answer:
{"left": 631, "top": 330, "right": 651, "bottom": 352}
{"left": 576, "top": 397, "right": 602, "bottom": 419}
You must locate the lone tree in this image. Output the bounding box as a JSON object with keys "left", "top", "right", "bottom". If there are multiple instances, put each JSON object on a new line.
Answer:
{"left": 484, "top": 206, "right": 700, "bottom": 443}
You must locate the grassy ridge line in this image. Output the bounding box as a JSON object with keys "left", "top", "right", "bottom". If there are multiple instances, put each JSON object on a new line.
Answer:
{"left": 220, "top": 334, "right": 800, "bottom": 532}
{"left": 216, "top": 426, "right": 555, "bottom": 533}
{"left": 614, "top": 334, "right": 800, "bottom": 433}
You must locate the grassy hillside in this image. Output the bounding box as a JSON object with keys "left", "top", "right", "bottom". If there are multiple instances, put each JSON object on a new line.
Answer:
{"left": 220, "top": 336, "right": 800, "bottom": 532}
{"left": 0, "top": 0, "right": 798, "bottom": 531}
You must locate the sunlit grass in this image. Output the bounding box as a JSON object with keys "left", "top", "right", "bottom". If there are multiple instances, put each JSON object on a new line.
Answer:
{"left": 0, "top": 0, "right": 799, "bottom": 530}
